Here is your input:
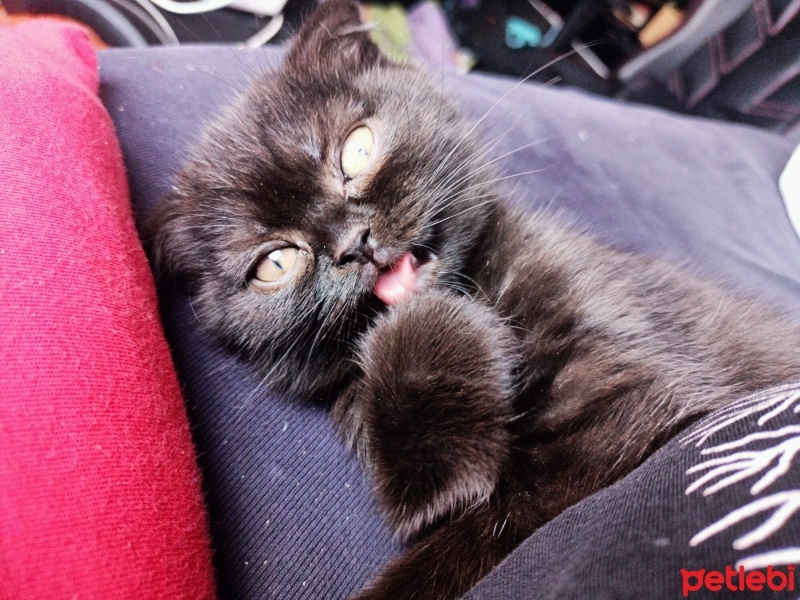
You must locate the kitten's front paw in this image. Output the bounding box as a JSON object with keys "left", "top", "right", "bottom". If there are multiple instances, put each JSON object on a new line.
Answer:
{"left": 357, "top": 291, "right": 516, "bottom": 539}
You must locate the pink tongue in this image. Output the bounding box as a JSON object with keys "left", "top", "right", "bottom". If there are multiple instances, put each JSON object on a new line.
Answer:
{"left": 374, "top": 252, "right": 419, "bottom": 305}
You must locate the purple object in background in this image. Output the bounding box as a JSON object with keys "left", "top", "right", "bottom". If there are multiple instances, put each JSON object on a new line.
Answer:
{"left": 408, "top": 1, "right": 471, "bottom": 72}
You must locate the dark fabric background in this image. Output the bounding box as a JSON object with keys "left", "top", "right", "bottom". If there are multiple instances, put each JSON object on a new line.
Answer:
{"left": 98, "top": 45, "right": 800, "bottom": 599}
{"left": 465, "top": 381, "right": 800, "bottom": 599}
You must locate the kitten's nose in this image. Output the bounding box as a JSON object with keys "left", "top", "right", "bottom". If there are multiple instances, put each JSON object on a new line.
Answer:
{"left": 335, "top": 223, "right": 373, "bottom": 266}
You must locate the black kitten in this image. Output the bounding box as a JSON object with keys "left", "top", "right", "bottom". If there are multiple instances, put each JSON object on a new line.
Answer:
{"left": 151, "top": 1, "right": 800, "bottom": 598}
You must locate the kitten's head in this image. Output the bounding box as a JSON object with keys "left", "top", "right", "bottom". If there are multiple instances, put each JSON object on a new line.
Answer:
{"left": 152, "top": 0, "right": 496, "bottom": 396}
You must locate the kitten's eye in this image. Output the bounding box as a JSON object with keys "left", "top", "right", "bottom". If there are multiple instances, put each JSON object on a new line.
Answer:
{"left": 253, "top": 247, "right": 299, "bottom": 283}
{"left": 341, "top": 125, "right": 374, "bottom": 179}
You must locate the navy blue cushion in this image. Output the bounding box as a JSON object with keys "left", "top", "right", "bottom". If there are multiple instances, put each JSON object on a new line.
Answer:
{"left": 99, "top": 45, "right": 800, "bottom": 599}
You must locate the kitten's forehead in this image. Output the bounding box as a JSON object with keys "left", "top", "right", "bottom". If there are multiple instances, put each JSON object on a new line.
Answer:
{"left": 290, "top": 76, "right": 372, "bottom": 116}
{"left": 239, "top": 62, "right": 464, "bottom": 216}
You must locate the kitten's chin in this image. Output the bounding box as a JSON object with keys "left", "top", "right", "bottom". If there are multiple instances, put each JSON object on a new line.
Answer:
{"left": 373, "top": 251, "right": 436, "bottom": 306}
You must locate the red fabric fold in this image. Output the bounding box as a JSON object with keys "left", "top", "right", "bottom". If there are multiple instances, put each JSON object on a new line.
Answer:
{"left": 0, "top": 21, "right": 216, "bottom": 600}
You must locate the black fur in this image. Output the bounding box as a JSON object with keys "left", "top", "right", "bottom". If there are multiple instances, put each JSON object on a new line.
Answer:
{"left": 150, "top": 2, "right": 800, "bottom": 598}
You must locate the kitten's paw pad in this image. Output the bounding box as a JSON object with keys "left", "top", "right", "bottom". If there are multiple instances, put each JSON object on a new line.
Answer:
{"left": 357, "top": 291, "right": 515, "bottom": 538}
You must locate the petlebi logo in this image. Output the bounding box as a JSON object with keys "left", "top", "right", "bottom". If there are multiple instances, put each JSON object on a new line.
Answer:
{"left": 681, "top": 565, "right": 796, "bottom": 596}
{"left": 681, "top": 385, "right": 800, "bottom": 598}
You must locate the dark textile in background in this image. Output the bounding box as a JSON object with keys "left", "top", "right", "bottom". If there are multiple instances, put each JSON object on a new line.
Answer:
{"left": 99, "top": 45, "right": 800, "bottom": 599}
{"left": 465, "top": 380, "right": 800, "bottom": 600}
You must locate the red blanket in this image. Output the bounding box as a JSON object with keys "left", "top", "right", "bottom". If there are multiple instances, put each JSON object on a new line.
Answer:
{"left": 0, "top": 21, "right": 215, "bottom": 599}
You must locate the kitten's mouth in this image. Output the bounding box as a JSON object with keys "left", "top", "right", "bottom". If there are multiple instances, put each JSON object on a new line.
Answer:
{"left": 373, "top": 250, "right": 435, "bottom": 306}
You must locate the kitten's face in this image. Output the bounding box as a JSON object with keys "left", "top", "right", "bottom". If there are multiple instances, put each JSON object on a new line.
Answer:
{"left": 154, "top": 0, "right": 495, "bottom": 396}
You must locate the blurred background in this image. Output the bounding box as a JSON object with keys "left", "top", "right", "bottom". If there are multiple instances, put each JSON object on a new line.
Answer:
{"left": 1, "top": 0, "right": 798, "bottom": 132}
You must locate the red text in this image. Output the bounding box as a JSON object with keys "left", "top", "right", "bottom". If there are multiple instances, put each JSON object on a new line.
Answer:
{"left": 681, "top": 565, "right": 796, "bottom": 596}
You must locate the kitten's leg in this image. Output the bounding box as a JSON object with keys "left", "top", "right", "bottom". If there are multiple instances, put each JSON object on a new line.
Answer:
{"left": 351, "top": 501, "right": 522, "bottom": 600}
{"left": 351, "top": 291, "right": 518, "bottom": 598}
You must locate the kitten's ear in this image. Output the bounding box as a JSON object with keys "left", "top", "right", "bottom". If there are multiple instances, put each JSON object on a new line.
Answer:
{"left": 285, "top": 0, "right": 385, "bottom": 75}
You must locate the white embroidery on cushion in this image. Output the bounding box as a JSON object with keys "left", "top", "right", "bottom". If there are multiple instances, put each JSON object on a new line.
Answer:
{"left": 684, "top": 384, "right": 800, "bottom": 573}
